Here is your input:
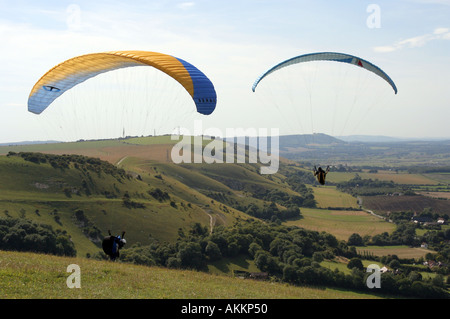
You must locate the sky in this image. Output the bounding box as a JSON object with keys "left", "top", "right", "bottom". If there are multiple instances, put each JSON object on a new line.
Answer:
{"left": 1, "top": 0, "right": 450, "bottom": 143}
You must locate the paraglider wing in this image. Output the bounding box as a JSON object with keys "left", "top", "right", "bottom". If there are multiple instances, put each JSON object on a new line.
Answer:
{"left": 252, "top": 52, "right": 397, "bottom": 94}
{"left": 28, "top": 51, "right": 217, "bottom": 115}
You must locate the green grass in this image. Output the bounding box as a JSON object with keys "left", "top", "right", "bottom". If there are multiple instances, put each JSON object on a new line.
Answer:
{"left": 312, "top": 186, "right": 359, "bottom": 209}
{"left": 0, "top": 250, "right": 382, "bottom": 299}
{"left": 285, "top": 208, "right": 395, "bottom": 241}
{"left": 207, "top": 255, "right": 260, "bottom": 276}
{"left": 124, "top": 136, "right": 179, "bottom": 145}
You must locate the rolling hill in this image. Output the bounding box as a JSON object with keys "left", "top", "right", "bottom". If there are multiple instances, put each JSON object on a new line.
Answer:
{"left": 0, "top": 136, "right": 308, "bottom": 257}
{"left": 1, "top": 135, "right": 449, "bottom": 299}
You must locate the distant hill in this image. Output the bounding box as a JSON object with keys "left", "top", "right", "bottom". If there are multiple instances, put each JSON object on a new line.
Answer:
{"left": 0, "top": 140, "right": 60, "bottom": 146}
{"left": 338, "top": 135, "right": 450, "bottom": 143}
{"left": 338, "top": 135, "right": 403, "bottom": 143}
{"left": 279, "top": 133, "right": 345, "bottom": 149}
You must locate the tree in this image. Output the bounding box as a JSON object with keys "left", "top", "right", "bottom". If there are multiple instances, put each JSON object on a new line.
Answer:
{"left": 388, "top": 259, "right": 401, "bottom": 270}
{"left": 347, "top": 257, "right": 364, "bottom": 271}
{"left": 347, "top": 233, "right": 364, "bottom": 246}
{"left": 254, "top": 250, "right": 279, "bottom": 274}
{"left": 177, "top": 242, "right": 205, "bottom": 270}
{"left": 205, "top": 241, "right": 222, "bottom": 261}
{"left": 432, "top": 274, "right": 445, "bottom": 288}
{"left": 248, "top": 242, "right": 262, "bottom": 258}
{"left": 283, "top": 265, "right": 298, "bottom": 283}
{"left": 312, "top": 252, "right": 324, "bottom": 263}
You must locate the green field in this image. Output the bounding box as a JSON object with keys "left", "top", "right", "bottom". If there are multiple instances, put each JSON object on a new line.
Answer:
{"left": 356, "top": 245, "right": 436, "bottom": 259}
{"left": 285, "top": 208, "right": 395, "bottom": 241}
{"left": 312, "top": 186, "right": 359, "bottom": 209}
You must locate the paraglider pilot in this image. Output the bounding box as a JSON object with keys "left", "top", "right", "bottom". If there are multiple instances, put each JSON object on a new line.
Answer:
{"left": 102, "top": 231, "right": 126, "bottom": 261}
{"left": 313, "top": 166, "right": 330, "bottom": 185}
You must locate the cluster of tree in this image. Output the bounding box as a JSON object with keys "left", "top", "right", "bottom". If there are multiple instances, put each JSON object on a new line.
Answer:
{"left": 7, "top": 152, "right": 127, "bottom": 178}
{"left": 345, "top": 256, "right": 448, "bottom": 298}
{"left": 119, "top": 220, "right": 346, "bottom": 271}
{"left": 244, "top": 203, "right": 301, "bottom": 222}
{"left": 116, "top": 220, "right": 449, "bottom": 298}
{"left": 205, "top": 187, "right": 312, "bottom": 222}
{"left": 148, "top": 188, "right": 171, "bottom": 202}
{"left": 0, "top": 218, "right": 76, "bottom": 256}
{"left": 336, "top": 175, "right": 404, "bottom": 196}
{"left": 347, "top": 222, "right": 420, "bottom": 247}
{"left": 348, "top": 229, "right": 450, "bottom": 277}
{"left": 284, "top": 169, "right": 318, "bottom": 186}
{"left": 389, "top": 208, "right": 448, "bottom": 224}
{"left": 73, "top": 210, "right": 103, "bottom": 243}
{"left": 122, "top": 191, "right": 146, "bottom": 209}
{"left": 406, "top": 166, "right": 450, "bottom": 174}
{"left": 326, "top": 165, "right": 363, "bottom": 173}
{"left": 252, "top": 187, "right": 316, "bottom": 208}
{"left": 421, "top": 230, "right": 450, "bottom": 267}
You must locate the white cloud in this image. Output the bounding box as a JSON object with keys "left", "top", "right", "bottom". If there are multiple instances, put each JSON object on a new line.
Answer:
{"left": 434, "top": 27, "right": 449, "bottom": 34}
{"left": 177, "top": 2, "right": 195, "bottom": 10}
{"left": 374, "top": 27, "right": 450, "bottom": 52}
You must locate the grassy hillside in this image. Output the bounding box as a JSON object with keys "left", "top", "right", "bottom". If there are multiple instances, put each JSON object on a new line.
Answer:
{"left": 0, "top": 151, "right": 250, "bottom": 257}
{"left": 0, "top": 250, "right": 381, "bottom": 299}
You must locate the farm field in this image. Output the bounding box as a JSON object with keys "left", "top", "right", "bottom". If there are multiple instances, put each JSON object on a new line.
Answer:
{"left": 0, "top": 137, "right": 177, "bottom": 165}
{"left": 418, "top": 191, "right": 450, "bottom": 199}
{"left": 312, "top": 186, "right": 359, "bottom": 209}
{"left": 355, "top": 245, "right": 436, "bottom": 259}
{"left": 362, "top": 195, "right": 450, "bottom": 215}
{"left": 284, "top": 208, "right": 395, "bottom": 241}
{"left": 359, "top": 171, "right": 439, "bottom": 185}
{"left": 327, "top": 171, "right": 440, "bottom": 185}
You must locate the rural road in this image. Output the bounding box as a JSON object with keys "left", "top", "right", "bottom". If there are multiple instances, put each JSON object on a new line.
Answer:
{"left": 116, "top": 156, "right": 128, "bottom": 167}
{"left": 204, "top": 209, "right": 215, "bottom": 234}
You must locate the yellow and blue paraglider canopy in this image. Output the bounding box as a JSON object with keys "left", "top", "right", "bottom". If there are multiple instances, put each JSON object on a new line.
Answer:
{"left": 28, "top": 50, "right": 217, "bottom": 115}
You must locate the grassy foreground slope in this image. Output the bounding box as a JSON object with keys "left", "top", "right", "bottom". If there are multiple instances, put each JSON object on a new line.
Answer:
{"left": 0, "top": 250, "right": 380, "bottom": 299}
